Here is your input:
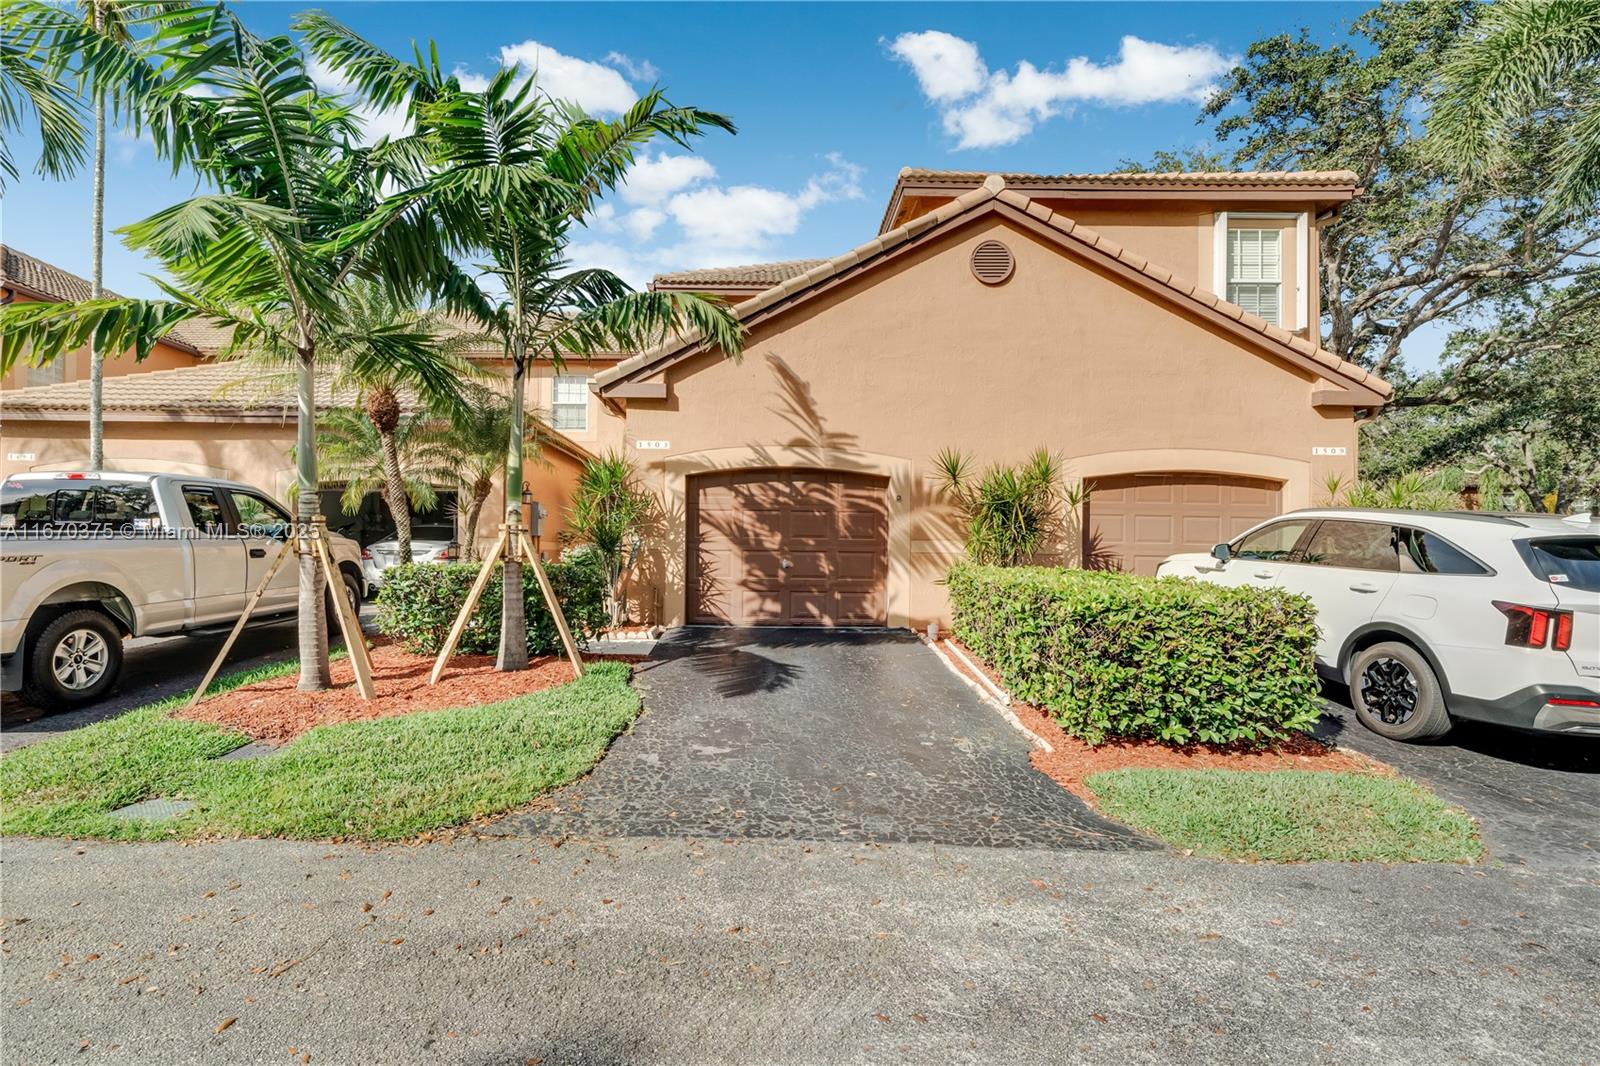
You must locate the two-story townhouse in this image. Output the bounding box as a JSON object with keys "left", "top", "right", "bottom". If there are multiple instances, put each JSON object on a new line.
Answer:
{"left": 597, "top": 169, "right": 1392, "bottom": 630}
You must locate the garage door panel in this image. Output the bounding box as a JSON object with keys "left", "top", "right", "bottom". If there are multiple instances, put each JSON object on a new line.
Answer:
{"left": 1088, "top": 473, "right": 1282, "bottom": 577}
{"left": 690, "top": 470, "right": 888, "bottom": 626}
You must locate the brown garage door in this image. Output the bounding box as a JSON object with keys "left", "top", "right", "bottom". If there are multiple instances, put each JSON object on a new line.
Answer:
{"left": 689, "top": 469, "right": 889, "bottom": 626}
{"left": 1085, "top": 473, "right": 1282, "bottom": 576}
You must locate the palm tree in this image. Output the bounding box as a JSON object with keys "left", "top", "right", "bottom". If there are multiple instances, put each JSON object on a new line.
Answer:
{"left": 430, "top": 388, "right": 549, "bottom": 563}
{"left": 1431, "top": 0, "right": 1600, "bottom": 217}
{"left": 302, "top": 14, "right": 747, "bottom": 670}
{"left": 0, "top": 5, "right": 459, "bottom": 691}
{"left": 3, "top": 1, "right": 220, "bottom": 467}
{"left": 564, "top": 452, "right": 656, "bottom": 625}
{"left": 321, "top": 282, "right": 481, "bottom": 559}
{"left": 302, "top": 407, "right": 454, "bottom": 524}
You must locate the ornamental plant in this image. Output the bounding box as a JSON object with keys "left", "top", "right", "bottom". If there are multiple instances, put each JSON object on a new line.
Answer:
{"left": 946, "top": 562, "right": 1322, "bottom": 746}
{"left": 374, "top": 552, "right": 609, "bottom": 657}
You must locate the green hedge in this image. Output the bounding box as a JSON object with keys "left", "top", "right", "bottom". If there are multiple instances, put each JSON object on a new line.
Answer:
{"left": 375, "top": 549, "right": 609, "bottom": 656}
{"left": 946, "top": 562, "right": 1321, "bottom": 745}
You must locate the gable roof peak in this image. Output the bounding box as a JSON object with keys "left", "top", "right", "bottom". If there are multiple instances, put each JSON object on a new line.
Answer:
{"left": 982, "top": 173, "right": 1007, "bottom": 193}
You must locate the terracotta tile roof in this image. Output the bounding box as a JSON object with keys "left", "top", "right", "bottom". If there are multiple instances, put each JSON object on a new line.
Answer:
{"left": 3, "top": 244, "right": 109, "bottom": 304}
{"left": 0, "top": 360, "right": 600, "bottom": 458}
{"left": 597, "top": 174, "right": 1391, "bottom": 402}
{"left": 894, "top": 168, "right": 1362, "bottom": 187}
{"left": 1, "top": 244, "right": 229, "bottom": 356}
{"left": 651, "top": 259, "right": 829, "bottom": 289}
{"left": 2, "top": 362, "right": 356, "bottom": 419}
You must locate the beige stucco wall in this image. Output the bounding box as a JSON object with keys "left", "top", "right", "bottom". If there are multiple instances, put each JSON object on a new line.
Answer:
{"left": 0, "top": 416, "right": 592, "bottom": 552}
{"left": 616, "top": 213, "right": 1360, "bottom": 629}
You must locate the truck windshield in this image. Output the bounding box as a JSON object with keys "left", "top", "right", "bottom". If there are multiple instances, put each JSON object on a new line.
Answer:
{"left": 0, "top": 479, "right": 162, "bottom": 533}
{"left": 1524, "top": 538, "right": 1600, "bottom": 592}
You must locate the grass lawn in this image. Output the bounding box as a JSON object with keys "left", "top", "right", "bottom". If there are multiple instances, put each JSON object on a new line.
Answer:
{"left": 0, "top": 660, "right": 639, "bottom": 842}
{"left": 1085, "top": 768, "right": 1483, "bottom": 863}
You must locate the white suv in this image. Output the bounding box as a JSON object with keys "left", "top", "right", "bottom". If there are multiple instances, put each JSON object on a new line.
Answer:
{"left": 1156, "top": 509, "right": 1600, "bottom": 742}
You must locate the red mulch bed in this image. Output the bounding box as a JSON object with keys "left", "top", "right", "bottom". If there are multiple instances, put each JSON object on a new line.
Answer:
{"left": 938, "top": 638, "right": 1386, "bottom": 803}
{"left": 177, "top": 640, "right": 645, "bottom": 745}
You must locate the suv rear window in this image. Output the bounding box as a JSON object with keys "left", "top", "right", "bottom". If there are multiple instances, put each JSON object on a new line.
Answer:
{"left": 1524, "top": 538, "right": 1600, "bottom": 592}
{"left": 0, "top": 479, "right": 161, "bottom": 532}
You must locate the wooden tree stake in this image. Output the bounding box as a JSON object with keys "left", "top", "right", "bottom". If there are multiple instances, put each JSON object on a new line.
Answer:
{"left": 427, "top": 527, "right": 508, "bottom": 685}
{"left": 186, "top": 535, "right": 295, "bottom": 709}
{"left": 520, "top": 530, "right": 584, "bottom": 677}
{"left": 188, "top": 515, "right": 376, "bottom": 707}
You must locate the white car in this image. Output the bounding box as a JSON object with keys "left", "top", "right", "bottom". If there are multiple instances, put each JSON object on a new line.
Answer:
{"left": 360, "top": 523, "right": 460, "bottom": 589}
{"left": 1157, "top": 509, "right": 1600, "bottom": 741}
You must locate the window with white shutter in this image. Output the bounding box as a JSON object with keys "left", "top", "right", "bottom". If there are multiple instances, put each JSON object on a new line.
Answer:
{"left": 551, "top": 374, "right": 589, "bottom": 431}
{"left": 1227, "top": 228, "right": 1282, "bottom": 326}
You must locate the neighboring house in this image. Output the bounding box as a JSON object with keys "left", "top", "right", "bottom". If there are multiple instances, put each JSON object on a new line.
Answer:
{"left": 598, "top": 169, "right": 1391, "bottom": 629}
{"left": 0, "top": 265, "right": 610, "bottom": 547}
{"left": 0, "top": 244, "right": 215, "bottom": 391}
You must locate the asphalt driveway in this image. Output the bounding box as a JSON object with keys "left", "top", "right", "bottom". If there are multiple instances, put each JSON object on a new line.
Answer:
{"left": 1317, "top": 687, "right": 1600, "bottom": 871}
{"left": 501, "top": 627, "right": 1149, "bottom": 850}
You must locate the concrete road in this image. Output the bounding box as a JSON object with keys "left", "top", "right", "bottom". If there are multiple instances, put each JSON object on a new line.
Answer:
{"left": 2, "top": 836, "right": 1596, "bottom": 1065}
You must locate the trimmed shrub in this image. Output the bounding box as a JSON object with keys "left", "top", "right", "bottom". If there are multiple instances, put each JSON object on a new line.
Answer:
{"left": 375, "top": 550, "right": 609, "bottom": 656}
{"left": 946, "top": 562, "right": 1321, "bottom": 746}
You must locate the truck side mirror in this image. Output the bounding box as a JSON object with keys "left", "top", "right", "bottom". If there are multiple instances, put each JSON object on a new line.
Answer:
{"left": 1211, "top": 542, "right": 1232, "bottom": 563}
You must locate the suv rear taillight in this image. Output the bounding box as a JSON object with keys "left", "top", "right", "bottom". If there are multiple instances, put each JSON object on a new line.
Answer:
{"left": 361, "top": 548, "right": 372, "bottom": 560}
{"left": 1494, "top": 601, "right": 1575, "bottom": 651}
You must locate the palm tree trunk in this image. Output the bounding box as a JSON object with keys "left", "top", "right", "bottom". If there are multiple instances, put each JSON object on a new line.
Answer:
{"left": 379, "top": 428, "right": 410, "bottom": 558}
{"left": 462, "top": 479, "right": 490, "bottom": 561}
{"left": 295, "top": 350, "right": 331, "bottom": 690}
{"left": 87, "top": 0, "right": 105, "bottom": 472}
{"left": 497, "top": 353, "right": 528, "bottom": 671}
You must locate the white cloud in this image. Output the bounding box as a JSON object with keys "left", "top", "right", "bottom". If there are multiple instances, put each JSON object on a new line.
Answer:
{"left": 619, "top": 151, "right": 716, "bottom": 205}
{"left": 496, "top": 40, "right": 638, "bottom": 114}
{"left": 605, "top": 51, "right": 659, "bottom": 83}
{"left": 570, "top": 153, "right": 866, "bottom": 288}
{"left": 886, "top": 30, "right": 987, "bottom": 102}
{"left": 451, "top": 65, "right": 490, "bottom": 93}
{"left": 888, "top": 31, "right": 1234, "bottom": 149}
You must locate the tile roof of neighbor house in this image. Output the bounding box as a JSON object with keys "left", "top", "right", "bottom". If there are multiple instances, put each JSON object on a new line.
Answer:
{"left": 1, "top": 361, "right": 597, "bottom": 460}
{"left": 596, "top": 174, "right": 1391, "bottom": 403}
{"left": 879, "top": 168, "right": 1363, "bottom": 233}
{"left": 1, "top": 243, "right": 221, "bottom": 356}
{"left": 651, "top": 259, "right": 830, "bottom": 290}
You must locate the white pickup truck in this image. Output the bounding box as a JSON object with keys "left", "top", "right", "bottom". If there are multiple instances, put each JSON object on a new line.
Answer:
{"left": 1, "top": 472, "right": 366, "bottom": 708}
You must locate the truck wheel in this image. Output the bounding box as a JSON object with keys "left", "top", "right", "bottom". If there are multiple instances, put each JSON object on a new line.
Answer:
{"left": 1348, "top": 641, "right": 1451, "bottom": 742}
{"left": 20, "top": 609, "right": 124, "bottom": 709}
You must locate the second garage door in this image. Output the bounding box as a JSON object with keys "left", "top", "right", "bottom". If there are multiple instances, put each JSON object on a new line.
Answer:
{"left": 689, "top": 469, "right": 889, "bottom": 626}
{"left": 1085, "top": 473, "right": 1282, "bottom": 576}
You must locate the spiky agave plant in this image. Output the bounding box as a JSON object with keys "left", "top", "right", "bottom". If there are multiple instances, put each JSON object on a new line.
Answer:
{"left": 933, "top": 448, "right": 1077, "bottom": 567}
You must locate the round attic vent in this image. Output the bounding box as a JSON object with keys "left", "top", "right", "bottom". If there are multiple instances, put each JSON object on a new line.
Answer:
{"left": 970, "top": 240, "right": 1015, "bottom": 284}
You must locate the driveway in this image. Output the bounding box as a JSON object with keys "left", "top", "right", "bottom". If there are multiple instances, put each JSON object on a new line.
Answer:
{"left": 500, "top": 627, "right": 1150, "bottom": 850}
{"left": 1317, "top": 687, "right": 1600, "bottom": 871}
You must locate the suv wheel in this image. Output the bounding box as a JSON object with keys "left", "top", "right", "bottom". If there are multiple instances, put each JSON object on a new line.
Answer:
{"left": 1348, "top": 641, "right": 1451, "bottom": 741}
{"left": 20, "top": 609, "right": 125, "bottom": 709}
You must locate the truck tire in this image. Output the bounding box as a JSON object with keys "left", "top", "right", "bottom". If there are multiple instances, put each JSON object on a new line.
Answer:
{"left": 324, "top": 572, "right": 364, "bottom": 645}
{"left": 19, "top": 609, "right": 125, "bottom": 709}
{"left": 1348, "top": 640, "right": 1452, "bottom": 742}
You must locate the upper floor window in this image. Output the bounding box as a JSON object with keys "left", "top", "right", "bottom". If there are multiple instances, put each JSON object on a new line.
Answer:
{"left": 552, "top": 374, "right": 589, "bottom": 431}
{"left": 1227, "top": 228, "right": 1281, "bottom": 326}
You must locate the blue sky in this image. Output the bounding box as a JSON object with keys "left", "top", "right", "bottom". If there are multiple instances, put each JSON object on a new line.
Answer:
{"left": 7, "top": 1, "right": 1410, "bottom": 338}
